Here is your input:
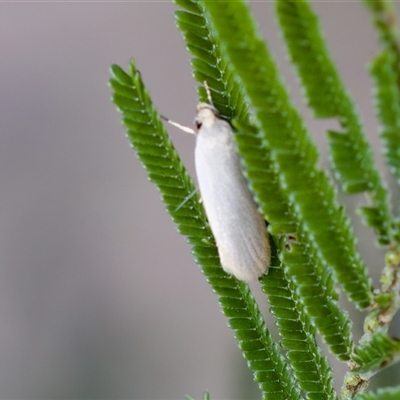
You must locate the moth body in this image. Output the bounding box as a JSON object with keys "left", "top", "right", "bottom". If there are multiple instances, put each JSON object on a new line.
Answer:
{"left": 195, "top": 103, "right": 270, "bottom": 281}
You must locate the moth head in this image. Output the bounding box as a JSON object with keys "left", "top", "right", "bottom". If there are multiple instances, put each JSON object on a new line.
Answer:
{"left": 195, "top": 103, "right": 219, "bottom": 130}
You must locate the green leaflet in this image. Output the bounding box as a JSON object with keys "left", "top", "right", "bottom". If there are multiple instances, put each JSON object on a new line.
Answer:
{"left": 174, "top": 0, "right": 354, "bottom": 362}
{"left": 109, "top": 60, "right": 300, "bottom": 400}
{"left": 362, "top": 0, "right": 400, "bottom": 65}
{"left": 185, "top": 392, "right": 210, "bottom": 400}
{"left": 276, "top": 0, "right": 392, "bottom": 245}
{"left": 199, "top": 0, "right": 373, "bottom": 309}
{"left": 261, "top": 246, "right": 336, "bottom": 400}
{"left": 174, "top": 0, "right": 246, "bottom": 120}
{"left": 234, "top": 121, "right": 353, "bottom": 361}
{"left": 279, "top": 239, "right": 353, "bottom": 360}
{"left": 370, "top": 49, "right": 400, "bottom": 186}
{"left": 354, "top": 385, "right": 400, "bottom": 400}
{"left": 352, "top": 330, "right": 400, "bottom": 378}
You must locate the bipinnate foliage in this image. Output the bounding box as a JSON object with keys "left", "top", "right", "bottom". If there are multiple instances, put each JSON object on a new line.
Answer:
{"left": 370, "top": 50, "right": 400, "bottom": 188}
{"left": 352, "top": 329, "right": 400, "bottom": 377}
{"left": 354, "top": 385, "right": 400, "bottom": 400}
{"left": 109, "top": 0, "right": 400, "bottom": 399}
{"left": 109, "top": 62, "right": 300, "bottom": 400}
{"left": 275, "top": 0, "right": 392, "bottom": 245}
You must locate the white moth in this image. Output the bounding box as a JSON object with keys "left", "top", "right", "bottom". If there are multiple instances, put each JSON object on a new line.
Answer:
{"left": 164, "top": 88, "right": 270, "bottom": 281}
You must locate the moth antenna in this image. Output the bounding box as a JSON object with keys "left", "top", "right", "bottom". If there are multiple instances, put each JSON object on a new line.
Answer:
{"left": 161, "top": 115, "right": 196, "bottom": 135}
{"left": 203, "top": 81, "right": 214, "bottom": 107}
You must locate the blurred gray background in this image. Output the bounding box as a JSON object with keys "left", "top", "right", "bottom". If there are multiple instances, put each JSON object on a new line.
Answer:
{"left": 2, "top": 1, "right": 400, "bottom": 399}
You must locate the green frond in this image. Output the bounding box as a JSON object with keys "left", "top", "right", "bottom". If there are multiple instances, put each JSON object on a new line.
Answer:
{"left": 174, "top": 0, "right": 295, "bottom": 234}
{"left": 276, "top": 0, "right": 392, "bottom": 245}
{"left": 185, "top": 391, "right": 210, "bottom": 400}
{"left": 232, "top": 120, "right": 296, "bottom": 235}
{"left": 354, "top": 385, "right": 400, "bottom": 400}
{"left": 234, "top": 121, "right": 352, "bottom": 363}
{"left": 352, "top": 330, "right": 400, "bottom": 378}
{"left": 173, "top": 0, "right": 248, "bottom": 121}
{"left": 109, "top": 60, "right": 301, "bottom": 400}
{"left": 230, "top": 284, "right": 301, "bottom": 400}
{"left": 280, "top": 239, "right": 353, "bottom": 360}
{"left": 200, "top": 0, "right": 373, "bottom": 309}
{"left": 370, "top": 49, "right": 400, "bottom": 186}
{"left": 174, "top": 0, "right": 353, "bottom": 358}
{"left": 261, "top": 247, "right": 336, "bottom": 400}
{"left": 362, "top": 0, "right": 400, "bottom": 65}
{"left": 234, "top": 121, "right": 353, "bottom": 360}
{"left": 109, "top": 2, "right": 400, "bottom": 398}
{"left": 235, "top": 121, "right": 353, "bottom": 360}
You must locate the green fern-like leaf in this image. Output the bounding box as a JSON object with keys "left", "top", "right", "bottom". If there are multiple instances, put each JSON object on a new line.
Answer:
{"left": 232, "top": 121, "right": 295, "bottom": 235}
{"left": 174, "top": 0, "right": 247, "bottom": 120}
{"left": 109, "top": 60, "right": 301, "bottom": 400}
{"left": 173, "top": 0, "right": 353, "bottom": 359}
{"left": 279, "top": 239, "right": 353, "bottom": 360}
{"left": 200, "top": 0, "right": 373, "bottom": 310}
{"left": 109, "top": 2, "right": 400, "bottom": 398}
{"left": 185, "top": 392, "right": 210, "bottom": 400}
{"left": 370, "top": 49, "right": 400, "bottom": 185}
{"left": 362, "top": 0, "right": 400, "bottom": 66}
{"left": 276, "top": 0, "right": 392, "bottom": 245}
{"left": 261, "top": 247, "right": 336, "bottom": 400}
{"left": 354, "top": 385, "right": 400, "bottom": 400}
{"left": 174, "top": 0, "right": 295, "bottom": 234}
{"left": 234, "top": 122, "right": 353, "bottom": 361}
{"left": 352, "top": 330, "right": 400, "bottom": 378}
